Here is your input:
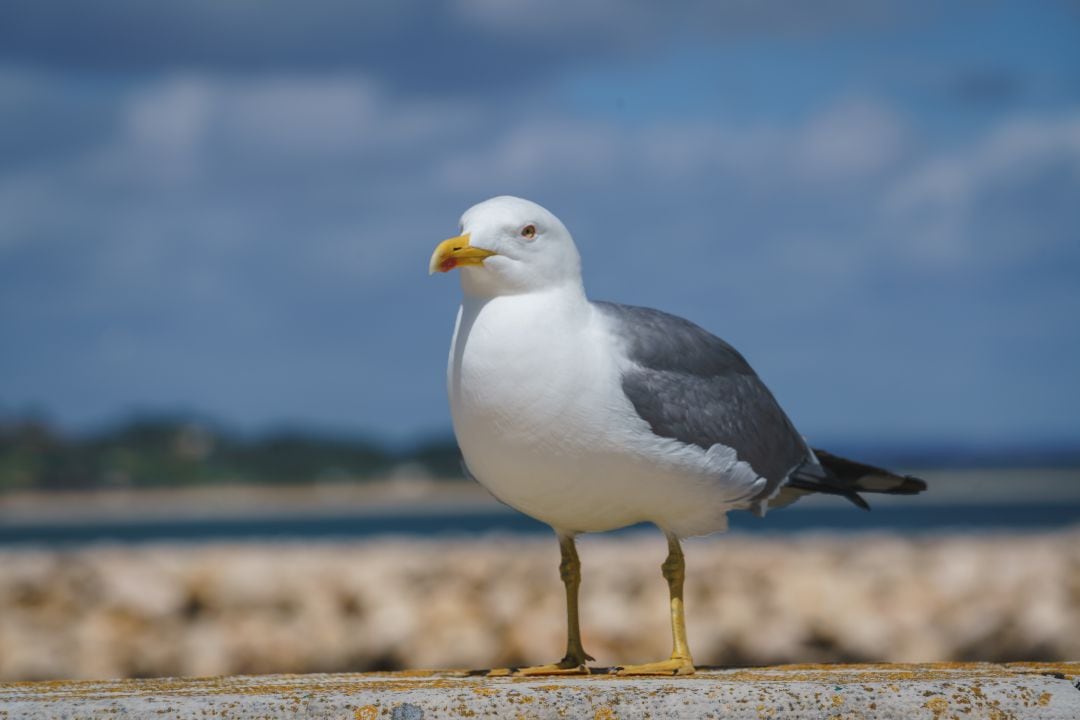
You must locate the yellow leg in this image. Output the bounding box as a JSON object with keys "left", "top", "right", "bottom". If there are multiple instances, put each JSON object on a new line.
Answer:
{"left": 489, "top": 533, "right": 594, "bottom": 676}
{"left": 615, "top": 533, "right": 695, "bottom": 676}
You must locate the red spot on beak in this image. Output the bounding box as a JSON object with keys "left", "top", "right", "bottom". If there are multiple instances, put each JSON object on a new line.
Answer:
{"left": 440, "top": 257, "right": 458, "bottom": 272}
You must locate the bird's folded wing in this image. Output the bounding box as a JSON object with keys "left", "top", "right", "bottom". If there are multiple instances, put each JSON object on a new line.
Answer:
{"left": 594, "top": 301, "right": 809, "bottom": 501}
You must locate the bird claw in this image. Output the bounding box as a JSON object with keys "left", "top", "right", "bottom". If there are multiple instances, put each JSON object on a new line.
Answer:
{"left": 486, "top": 658, "right": 592, "bottom": 677}
{"left": 612, "top": 657, "right": 695, "bottom": 676}
{"left": 515, "top": 662, "right": 591, "bottom": 676}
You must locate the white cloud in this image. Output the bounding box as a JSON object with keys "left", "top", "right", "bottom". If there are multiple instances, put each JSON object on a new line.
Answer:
{"left": 0, "top": 73, "right": 468, "bottom": 322}
{"left": 126, "top": 77, "right": 213, "bottom": 153}
{"left": 436, "top": 119, "right": 622, "bottom": 189}
{"left": 120, "top": 76, "right": 213, "bottom": 184}
{"left": 792, "top": 98, "right": 907, "bottom": 180}
{"left": 433, "top": 96, "right": 1080, "bottom": 298}
{"left": 6, "top": 70, "right": 1073, "bottom": 300}
{"left": 221, "top": 76, "right": 380, "bottom": 158}
{"left": 436, "top": 96, "right": 907, "bottom": 193}
{"left": 883, "top": 112, "right": 1080, "bottom": 268}
{"left": 49, "top": 72, "right": 482, "bottom": 197}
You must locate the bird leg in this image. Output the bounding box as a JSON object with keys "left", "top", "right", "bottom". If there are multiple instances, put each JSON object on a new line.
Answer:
{"left": 489, "top": 533, "right": 594, "bottom": 676}
{"left": 614, "top": 534, "right": 696, "bottom": 676}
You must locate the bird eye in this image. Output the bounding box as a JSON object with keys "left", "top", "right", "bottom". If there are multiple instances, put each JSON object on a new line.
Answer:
{"left": 521, "top": 224, "right": 537, "bottom": 240}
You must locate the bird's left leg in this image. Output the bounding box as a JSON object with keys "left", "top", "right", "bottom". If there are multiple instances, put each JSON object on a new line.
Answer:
{"left": 614, "top": 533, "right": 696, "bottom": 675}
{"left": 489, "top": 532, "right": 594, "bottom": 676}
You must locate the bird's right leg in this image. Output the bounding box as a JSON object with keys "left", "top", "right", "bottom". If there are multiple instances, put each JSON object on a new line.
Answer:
{"left": 489, "top": 532, "right": 594, "bottom": 676}
{"left": 614, "top": 533, "right": 695, "bottom": 675}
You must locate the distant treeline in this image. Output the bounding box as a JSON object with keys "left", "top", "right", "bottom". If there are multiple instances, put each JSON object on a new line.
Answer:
{"left": 2, "top": 415, "right": 1078, "bottom": 492}
{"left": 0, "top": 417, "right": 463, "bottom": 491}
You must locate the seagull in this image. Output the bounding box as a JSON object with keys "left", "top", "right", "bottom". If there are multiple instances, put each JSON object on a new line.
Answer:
{"left": 429, "top": 196, "right": 926, "bottom": 676}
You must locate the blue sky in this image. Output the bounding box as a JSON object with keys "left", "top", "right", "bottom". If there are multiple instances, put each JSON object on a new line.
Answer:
{"left": 1, "top": 1, "right": 1078, "bottom": 447}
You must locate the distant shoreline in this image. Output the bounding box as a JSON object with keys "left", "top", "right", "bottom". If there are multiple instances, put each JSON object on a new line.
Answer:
{"left": 0, "top": 476, "right": 500, "bottom": 525}
{"left": 3, "top": 468, "right": 1080, "bottom": 524}
{"left": 1, "top": 468, "right": 1078, "bottom": 545}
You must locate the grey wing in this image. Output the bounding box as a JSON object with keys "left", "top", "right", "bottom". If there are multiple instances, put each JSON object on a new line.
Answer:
{"left": 594, "top": 301, "right": 810, "bottom": 501}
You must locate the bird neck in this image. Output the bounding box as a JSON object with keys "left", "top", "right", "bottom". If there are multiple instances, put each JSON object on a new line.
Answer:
{"left": 461, "top": 274, "right": 588, "bottom": 305}
{"left": 460, "top": 280, "right": 590, "bottom": 325}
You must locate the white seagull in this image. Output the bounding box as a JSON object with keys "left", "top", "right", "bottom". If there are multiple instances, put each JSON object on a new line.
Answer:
{"left": 429, "top": 196, "right": 926, "bottom": 676}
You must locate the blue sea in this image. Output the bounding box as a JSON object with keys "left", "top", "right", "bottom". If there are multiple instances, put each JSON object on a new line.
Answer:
{"left": 1, "top": 502, "right": 1077, "bottom": 546}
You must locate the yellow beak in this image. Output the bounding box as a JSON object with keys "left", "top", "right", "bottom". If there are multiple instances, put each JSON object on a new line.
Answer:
{"left": 428, "top": 233, "right": 497, "bottom": 275}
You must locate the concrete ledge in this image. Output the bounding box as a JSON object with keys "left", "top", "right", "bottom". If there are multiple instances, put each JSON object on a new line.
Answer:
{"left": 1, "top": 663, "right": 1077, "bottom": 719}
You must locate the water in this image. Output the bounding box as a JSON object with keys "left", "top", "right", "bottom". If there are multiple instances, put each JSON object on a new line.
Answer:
{"left": 1, "top": 502, "right": 1077, "bottom": 546}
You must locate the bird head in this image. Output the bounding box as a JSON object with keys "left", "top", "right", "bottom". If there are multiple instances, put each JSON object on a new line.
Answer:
{"left": 429, "top": 196, "right": 582, "bottom": 296}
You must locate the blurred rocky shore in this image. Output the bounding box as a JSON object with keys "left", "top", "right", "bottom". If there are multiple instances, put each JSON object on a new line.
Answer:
{"left": 1, "top": 531, "right": 1077, "bottom": 680}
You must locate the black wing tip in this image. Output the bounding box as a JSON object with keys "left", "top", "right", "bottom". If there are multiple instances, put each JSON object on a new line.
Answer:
{"left": 897, "top": 475, "right": 928, "bottom": 494}
{"left": 850, "top": 475, "right": 925, "bottom": 508}
{"left": 811, "top": 448, "right": 929, "bottom": 496}
{"left": 871, "top": 474, "right": 928, "bottom": 495}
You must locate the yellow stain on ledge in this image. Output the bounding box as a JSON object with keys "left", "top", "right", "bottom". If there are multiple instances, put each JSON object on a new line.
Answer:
{"left": 354, "top": 705, "right": 378, "bottom": 720}
{"left": 923, "top": 695, "right": 950, "bottom": 720}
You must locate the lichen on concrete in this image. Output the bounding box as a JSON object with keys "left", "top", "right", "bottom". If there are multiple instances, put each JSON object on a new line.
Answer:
{"left": 1, "top": 663, "right": 1077, "bottom": 719}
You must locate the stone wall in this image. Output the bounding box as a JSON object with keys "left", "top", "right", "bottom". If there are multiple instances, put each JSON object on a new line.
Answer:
{"left": 1, "top": 531, "right": 1077, "bottom": 680}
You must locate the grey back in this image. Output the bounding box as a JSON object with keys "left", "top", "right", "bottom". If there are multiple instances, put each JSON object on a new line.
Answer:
{"left": 595, "top": 301, "right": 808, "bottom": 493}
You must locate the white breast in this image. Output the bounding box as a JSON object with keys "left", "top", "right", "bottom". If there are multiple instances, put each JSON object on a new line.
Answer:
{"left": 446, "top": 288, "right": 765, "bottom": 537}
